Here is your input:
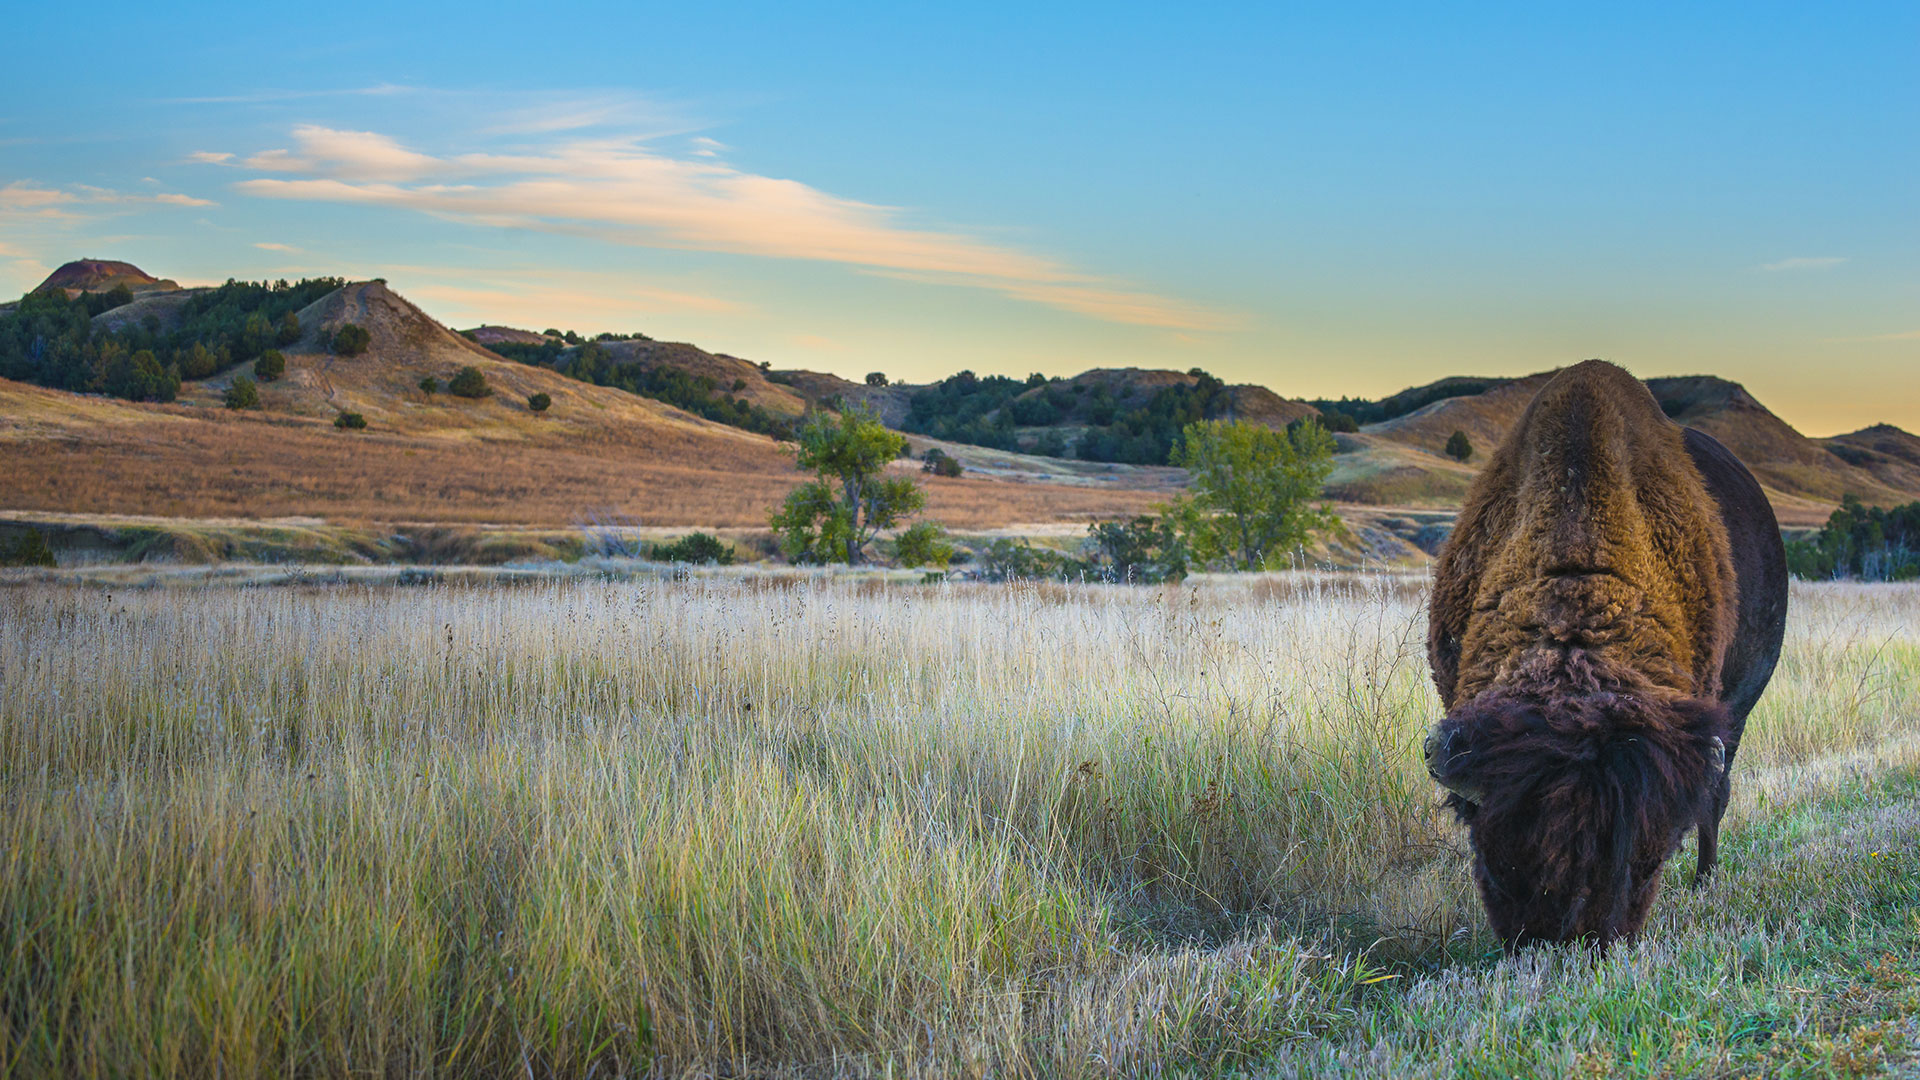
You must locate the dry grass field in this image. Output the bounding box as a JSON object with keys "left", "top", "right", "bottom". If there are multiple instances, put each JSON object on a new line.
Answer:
{"left": 0, "top": 377, "right": 1167, "bottom": 529}
{"left": 1, "top": 573, "right": 1916, "bottom": 1077}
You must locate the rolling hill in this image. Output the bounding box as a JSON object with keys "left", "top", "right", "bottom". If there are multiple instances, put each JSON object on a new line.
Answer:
{"left": 5, "top": 258, "right": 1918, "bottom": 552}
{"left": 0, "top": 275, "right": 1170, "bottom": 531}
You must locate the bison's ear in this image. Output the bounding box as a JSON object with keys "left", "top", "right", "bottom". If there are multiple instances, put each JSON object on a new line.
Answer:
{"left": 1656, "top": 696, "right": 1735, "bottom": 781}
{"left": 1424, "top": 725, "right": 1487, "bottom": 804}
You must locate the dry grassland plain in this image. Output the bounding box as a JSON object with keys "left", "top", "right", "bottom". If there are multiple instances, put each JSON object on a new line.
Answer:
{"left": 1, "top": 574, "right": 1916, "bottom": 1077}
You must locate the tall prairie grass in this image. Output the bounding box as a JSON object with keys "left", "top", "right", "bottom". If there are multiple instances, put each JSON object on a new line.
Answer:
{"left": 1, "top": 574, "right": 1916, "bottom": 1076}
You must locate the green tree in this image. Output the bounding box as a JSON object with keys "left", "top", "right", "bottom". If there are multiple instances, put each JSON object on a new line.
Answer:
{"left": 527, "top": 391, "right": 551, "bottom": 413}
{"left": 1444, "top": 430, "right": 1474, "bottom": 462}
{"left": 769, "top": 407, "right": 925, "bottom": 565}
{"left": 448, "top": 366, "right": 491, "bottom": 398}
{"left": 275, "top": 311, "right": 301, "bottom": 346}
{"left": 1169, "top": 418, "right": 1338, "bottom": 571}
{"left": 333, "top": 411, "right": 367, "bottom": 430}
{"left": 224, "top": 375, "right": 259, "bottom": 410}
{"left": 419, "top": 375, "right": 438, "bottom": 395}
{"left": 866, "top": 371, "right": 889, "bottom": 387}
{"left": 331, "top": 323, "right": 371, "bottom": 357}
{"left": 254, "top": 349, "right": 285, "bottom": 382}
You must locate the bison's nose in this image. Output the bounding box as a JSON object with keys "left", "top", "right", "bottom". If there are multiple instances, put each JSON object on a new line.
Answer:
{"left": 1423, "top": 729, "right": 1447, "bottom": 777}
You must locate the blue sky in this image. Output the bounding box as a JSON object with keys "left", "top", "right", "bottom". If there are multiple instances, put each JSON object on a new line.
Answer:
{"left": 2, "top": 1, "right": 1915, "bottom": 434}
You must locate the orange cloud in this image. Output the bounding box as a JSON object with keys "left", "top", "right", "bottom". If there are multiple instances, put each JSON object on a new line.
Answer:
{"left": 216, "top": 126, "right": 1232, "bottom": 330}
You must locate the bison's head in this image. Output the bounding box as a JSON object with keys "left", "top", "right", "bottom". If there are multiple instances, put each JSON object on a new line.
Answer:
{"left": 1424, "top": 690, "right": 1728, "bottom": 949}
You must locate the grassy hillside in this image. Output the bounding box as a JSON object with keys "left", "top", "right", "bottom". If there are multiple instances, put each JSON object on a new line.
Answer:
{"left": 0, "top": 576, "right": 1912, "bottom": 1077}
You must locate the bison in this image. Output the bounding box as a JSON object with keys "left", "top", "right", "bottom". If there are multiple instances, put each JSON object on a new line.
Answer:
{"left": 1424, "top": 360, "right": 1787, "bottom": 949}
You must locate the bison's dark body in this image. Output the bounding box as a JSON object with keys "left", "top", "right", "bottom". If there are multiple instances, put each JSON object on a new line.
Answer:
{"left": 1425, "top": 360, "right": 1788, "bottom": 948}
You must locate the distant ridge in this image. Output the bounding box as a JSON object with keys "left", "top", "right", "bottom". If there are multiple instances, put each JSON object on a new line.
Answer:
{"left": 38, "top": 259, "right": 178, "bottom": 295}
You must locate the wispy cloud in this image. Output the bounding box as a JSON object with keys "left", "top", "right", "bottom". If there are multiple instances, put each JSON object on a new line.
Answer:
{"left": 187, "top": 151, "right": 234, "bottom": 165}
{"left": 0, "top": 181, "right": 214, "bottom": 220}
{"left": 209, "top": 123, "right": 1232, "bottom": 330}
{"left": 254, "top": 242, "right": 301, "bottom": 252}
{"left": 1758, "top": 256, "right": 1846, "bottom": 272}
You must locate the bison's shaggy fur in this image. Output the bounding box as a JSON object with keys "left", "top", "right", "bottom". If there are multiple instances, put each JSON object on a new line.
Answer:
{"left": 1426, "top": 359, "right": 1785, "bottom": 949}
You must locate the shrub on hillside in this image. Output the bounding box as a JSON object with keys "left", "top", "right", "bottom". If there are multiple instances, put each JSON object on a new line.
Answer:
{"left": 333, "top": 411, "right": 367, "bottom": 430}
{"left": 528, "top": 392, "right": 551, "bottom": 413}
{"left": 650, "top": 532, "right": 735, "bottom": 565}
{"left": 1445, "top": 430, "right": 1474, "bottom": 462}
{"left": 1086, "top": 514, "right": 1187, "bottom": 583}
{"left": 1, "top": 530, "right": 57, "bottom": 568}
{"left": 254, "top": 349, "right": 285, "bottom": 382}
{"left": 419, "top": 375, "right": 438, "bottom": 395}
{"left": 448, "top": 366, "right": 491, "bottom": 399}
{"left": 866, "top": 372, "right": 889, "bottom": 386}
{"left": 224, "top": 375, "right": 259, "bottom": 410}
{"left": 921, "top": 448, "right": 964, "bottom": 477}
{"left": 331, "top": 324, "right": 371, "bottom": 357}
{"left": 1319, "top": 410, "right": 1359, "bottom": 433}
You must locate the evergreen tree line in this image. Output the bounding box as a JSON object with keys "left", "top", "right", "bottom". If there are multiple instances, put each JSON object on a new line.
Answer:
{"left": 0, "top": 278, "right": 343, "bottom": 403}
{"left": 1303, "top": 378, "right": 1508, "bottom": 430}
{"left": 900, "top": 368, "right": 1249, "bottom": 465}
{"left": 489, "top": 339, "right": 795, "bottom": 439}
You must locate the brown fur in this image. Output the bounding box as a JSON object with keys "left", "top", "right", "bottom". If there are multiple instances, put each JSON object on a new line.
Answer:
{"left": 1426, "top": 360, "right": 1741, "bottom": 948}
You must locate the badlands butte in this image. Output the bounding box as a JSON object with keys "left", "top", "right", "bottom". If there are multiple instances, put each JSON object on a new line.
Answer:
{"left": 4, "top": 258, "right": 1919, "bottom": 567}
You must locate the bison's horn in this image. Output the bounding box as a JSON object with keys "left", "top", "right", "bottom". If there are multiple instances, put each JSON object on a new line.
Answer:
{"left": 1423, "top": 729, "right": 1486, "bottom": 805}
{"left": 1710, "top": 736, "right": 1725, "bottom": 773}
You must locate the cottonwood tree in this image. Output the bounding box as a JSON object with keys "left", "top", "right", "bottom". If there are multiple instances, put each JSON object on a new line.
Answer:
{"left": 1168, "top": 418, "right": 1338, "bottom": 571}
{"left": 770, "top": 406, "right": 927, "bottom": 565}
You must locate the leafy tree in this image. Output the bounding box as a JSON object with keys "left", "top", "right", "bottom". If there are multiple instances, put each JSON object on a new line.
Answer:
{"left": 448, "top": 366, "right": 491, "bottom": 399}
{"left": 1169, "top": 418, "right": 1338, "bottom": 571}
{"left": 419, "top": 375, "right": 438, "bottom": 395}
{"left": 650, "top": 532, "right": 736, "bottom": 565}
{"left": 276, "top": 312, "right": 301, "bottom": 346}
{"left": 891, "top": 521, "right": 955, "bottom": 568}
{"left": 1319, "top": 410, "right": 1359, "bottom": 433}
{"left": 333, "top": 411, "right": 367, "bottom": 430}
{"left": 769, "top": 407, "right": 925, "bottom": 565}
{"left": 527, "top": 392, "right": 551, "bottom": 413}
{"left": 331, "top": 323, "right": 371, "bottom": 357}
{"left": 224, "top": 375, "right": 259, "bottom": 410}
{"left": 254, "top": 349, "right": 285, "bottom": 382}
{"left": 1783, "top": 495, "right": 1920, "bottom": 581}
{"left": 1445, "top": 430, "right": 1474, "bottom": 462}
{"left": 866, "top": 371, "right": 889, "bottom": 387}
